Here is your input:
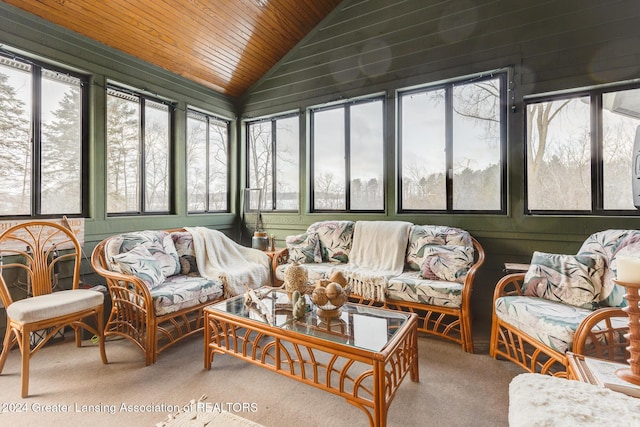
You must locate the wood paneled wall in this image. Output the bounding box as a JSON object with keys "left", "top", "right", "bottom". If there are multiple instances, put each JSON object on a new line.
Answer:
{"left": 242, "top": 0, "right": 640, "bottom": 330}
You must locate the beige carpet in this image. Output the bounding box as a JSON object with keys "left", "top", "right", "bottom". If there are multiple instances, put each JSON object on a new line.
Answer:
{"left": 0, "top": 333, "right": 523, "bottom": 426}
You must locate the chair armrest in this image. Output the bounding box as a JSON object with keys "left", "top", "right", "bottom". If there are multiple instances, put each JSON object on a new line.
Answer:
{"left": 493, "top": 273, "right": 526, "bottom": 301}
{"left": 90, "top": 241, "right": 154, "bottom": 309}
{"left": 573, "top": 307, "right": 629, "bottom": 362}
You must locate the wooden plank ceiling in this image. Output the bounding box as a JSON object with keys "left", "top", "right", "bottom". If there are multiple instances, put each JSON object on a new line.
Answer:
{"left": 4, "top": 0, "right": 342, "bottom": 97}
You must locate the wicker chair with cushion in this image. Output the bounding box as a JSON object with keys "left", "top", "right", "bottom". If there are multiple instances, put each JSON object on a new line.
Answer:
{"left": 0, "top": 221, "right": 108, "bottom": 397}
{"left": 490, "top": 229, "right": 634, "bottom": 376}
{"left": 91, "top": 227, "right": 270, "bottom": 365}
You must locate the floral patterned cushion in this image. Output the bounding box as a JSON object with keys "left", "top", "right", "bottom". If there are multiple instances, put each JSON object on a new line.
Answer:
{"left": 494, "top": 296, "right": 593, "bottom": 353}
{"left": 112, "top": 245, "right": 165, "bottom": 290}
{"left": 171, "top": 231, "right": 199, "bottom": 275}
{"left": 406, "top": 225, "right": 473, "bottom": 271}
{"left": 578, "top": 229, "right": 640, "bottom": 307}
{"left": 171, "top": 231, "right": 196, "bottom": 258}
{"left": 387, "top": 271, "right": 463, "bottom": 307}
{"left": 307, "top": 221, "right": 355, "bottom": 263}
{"left": 522, "top": 252, "right": 605, "bottom": 309}
{"left": 106, "top": 230, "right": 181, "bottom": 278}
{"left": 151, "top": 274, "right": 223, "bottom": 316}
{"left": 419, "top": 245, "right": 474, "bottom": 284}
{"left": 285, "top": 232, "right": 322, "bottom": 263}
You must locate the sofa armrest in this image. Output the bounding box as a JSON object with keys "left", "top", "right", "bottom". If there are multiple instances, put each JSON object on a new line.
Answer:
{"left": 90, "top": 239, "right": 154, "bottom": 314}
{"left": 493, "top": 273, "right": 526, "bottom": 301}
{"left": 573, "top": 307, "right": 629, "bottom": 362}
{"left": 271, "top": 247, "right": 289, "bottom": 286}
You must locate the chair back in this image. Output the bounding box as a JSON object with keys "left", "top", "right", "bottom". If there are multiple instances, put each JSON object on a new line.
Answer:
{"left": 0, "top": 221, "right": 81, "bottom": 308}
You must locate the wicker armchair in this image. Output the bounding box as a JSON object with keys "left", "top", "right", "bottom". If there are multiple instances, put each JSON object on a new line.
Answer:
{"left": 90, "top": 228, "right": 225, "bottom": 365}
{"left": 490, "top": 272, "right": 630, "bottom": 376}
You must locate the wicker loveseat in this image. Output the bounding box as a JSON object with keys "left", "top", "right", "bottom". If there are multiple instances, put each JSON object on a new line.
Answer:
{"left": 490, "top": 229, "right": 634, "bottom": 376}
{"left": 91, "top": 227, "right": 270, "bottom": 365}
{"left": 273, "top": 220, "right": 485, "bottom": 353}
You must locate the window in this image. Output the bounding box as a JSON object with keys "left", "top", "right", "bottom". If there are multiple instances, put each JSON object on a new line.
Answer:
{"left": 398, "top": 74, "right": 506, "bottom": 213}
{"left": 106, "top": 86, "right": 173, "bottom": 214}
{"left": 247, "top": 114, "right": 299, "bottom": 211}
{"left": 526, "top": 85, "right": 640, "bottom": 213}
{"left": 0, "top": 53, "right": 87, "bottom": 217}
{"left": 186, "top": 109, "right": 229, "bottom": 212}
{"left": 310, "top": 98, "right": 384, "bottom": 211}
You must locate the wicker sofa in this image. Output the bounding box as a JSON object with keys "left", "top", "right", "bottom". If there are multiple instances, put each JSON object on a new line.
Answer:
{"left": 490, "top": 229, "right": 634, "bottom": 376}
{"left": 91, "top": 227, "right": 270, "bottom": 365}
{"left": 273, "top": 220, "right": 485, "bottom": 353}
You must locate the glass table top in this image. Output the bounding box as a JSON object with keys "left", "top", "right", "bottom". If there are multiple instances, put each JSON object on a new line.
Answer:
{"left": 207, "top": 287, "right": 411, "bottom": 352}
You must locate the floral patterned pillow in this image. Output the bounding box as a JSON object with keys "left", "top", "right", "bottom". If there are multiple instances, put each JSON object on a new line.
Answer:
{"left": 523, "top": 251, "right": 605, "bottom": 309}
{"left": 286, "top": 232, "right": 322, "bottom": 263}
{"left": 406, "top": 225, "right": 472, "bottom": 271}
{"left": 306, "top": 220, "right": 354, "bottom": 263}
{"left": 419, "top": 245, "right": 474, "bottom": 283}
{"left": 112, "top": 245, "right": 165, "bottom": 290}
{"left": 106, "top": 230, "right": 180, "bottom": 278}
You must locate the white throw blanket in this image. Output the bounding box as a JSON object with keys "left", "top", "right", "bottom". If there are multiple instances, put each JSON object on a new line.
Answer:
{"left": 341, "top": 221, "right": 412, "bottom": 302}
{"left": 185, "top": 227, "right": 271, "bottom": 297}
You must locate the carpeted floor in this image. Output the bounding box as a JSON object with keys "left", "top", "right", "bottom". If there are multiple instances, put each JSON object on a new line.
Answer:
{"left": 0, "top": 332, "right": 523, "bottom": 426}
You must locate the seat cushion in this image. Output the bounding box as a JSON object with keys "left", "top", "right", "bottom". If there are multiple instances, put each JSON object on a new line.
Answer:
{"left": 151, "top": 275, "right": 223, "bottom": 316}
{"left": 387, "top": 271, "right": 463, "bottom": 307}
{"left": 494, "top": 296, "right": 593, "bottom": 354}
{"left": 275, "top": 262, "right": 336, "bottom": 285}
{"left": 7, "top": 290, "right": 104, "bottom": 324}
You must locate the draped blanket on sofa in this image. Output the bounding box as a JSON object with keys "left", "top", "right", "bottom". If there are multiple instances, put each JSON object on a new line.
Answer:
{"left": 341, "top": 221, "right": 412, "bottom": 302}
{"left": 185, "top": 227, "right": 271, "bottom": 297}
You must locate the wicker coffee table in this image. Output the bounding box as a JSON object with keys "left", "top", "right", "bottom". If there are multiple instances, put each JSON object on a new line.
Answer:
{"left": 204, "top": 288, "right": 419, "bottom": 427}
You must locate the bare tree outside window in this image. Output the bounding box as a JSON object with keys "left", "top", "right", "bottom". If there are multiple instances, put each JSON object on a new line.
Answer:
{"left": 526, "top": 86, "right": 640, "bottom": 212}
{"left": 247, "top": 115, "right": 299, "bottom": 211}
{"left": 311, "top": 99, "right": 384, "bottom": 211}
{"left": 186, "top": 109, "right": 229, "bottom": 212}
{"left": 106, "top": 87, "right": 171, "bottom": 214}
{"left": 400, "top": 75, "right": 504, "bottom": 212}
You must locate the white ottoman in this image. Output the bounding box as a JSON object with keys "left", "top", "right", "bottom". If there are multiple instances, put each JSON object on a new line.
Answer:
{"left": 509, "top": 373, "right": 640, "bottom": 426}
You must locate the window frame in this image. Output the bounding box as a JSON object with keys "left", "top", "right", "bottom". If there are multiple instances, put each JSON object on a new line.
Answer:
{"left": 186, "top": 107, "right": 231, "bottom": 213}
{"left": 0, "top": 50, "right": 89, "bottom": 219}
{"left": 309, "top": 96, "right": 386, "bottom": 213}
{"left": 106, "top": 84, "right": 175, "bottom": 216}
{"left": 245, "top": 112, "right": 300, "bottom": 212}
{"left": 397, "top": 72, "right": 508, "bottom": 214}
{"left": 524, "top": 81, "right": 640, "bottom": 216}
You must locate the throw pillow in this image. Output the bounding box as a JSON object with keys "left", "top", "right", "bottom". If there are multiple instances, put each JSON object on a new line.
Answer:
{"left": 406, "top": 225, "right": 473, "bottom": 270}
{"left": 286, "top": 232, "right": 322, "bottom": 263}
{"left": 112, "top": 245, "right": 165, "bottom": 290}
{"left": 306, "top": 220, "right": 354, "bottom": 263}
{"left": 523, "top": 251, "right": 605, "bottom": 309}
{"left": 115, "top": 230, "right": 180, "bottom": 278}
{"left": 419, "top": 245, "right": 474, "bottom": 283}
{"left": 179, "top": 255, "right": 199, "bottom": 275}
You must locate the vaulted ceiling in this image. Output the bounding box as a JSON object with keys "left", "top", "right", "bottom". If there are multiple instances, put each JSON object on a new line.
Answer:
{"left": 3, "top": 0, "right": 342, "bottom": 97}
